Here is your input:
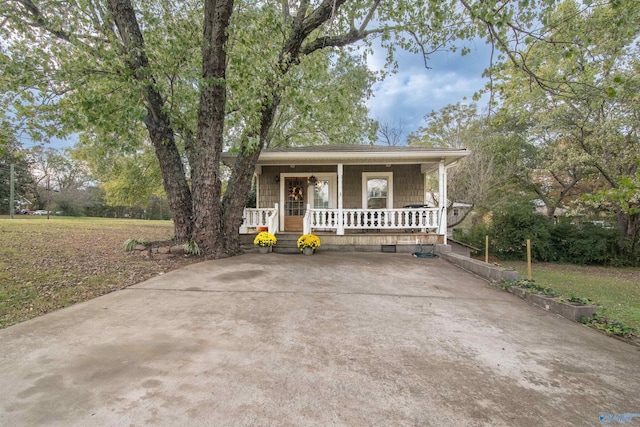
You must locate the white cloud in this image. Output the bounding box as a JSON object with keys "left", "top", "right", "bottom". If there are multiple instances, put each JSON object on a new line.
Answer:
{"left": 366, "top": 41, "right": 493, "bottom": 142}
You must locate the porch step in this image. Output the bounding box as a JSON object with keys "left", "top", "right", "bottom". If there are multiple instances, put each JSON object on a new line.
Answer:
{"left": 272, "top": 234, "right": 300, "bottom": 254}
{"left": 239, "top": 233, "right": 300, "bottom": 254}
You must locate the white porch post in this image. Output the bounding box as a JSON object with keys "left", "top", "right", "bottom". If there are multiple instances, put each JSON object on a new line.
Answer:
{"left": 303, "top": 203, "right": 311, "bottom": 235}
{"left": 438, "top": 160, "right": 448, "bottom": 244}
{"left": 240, "top": 172, "right": 260, "bottom": 235}
{"left": 254, "top": 171, "right": 260, "bottom": 208}
{"left": 337, "top": 163, "right": 344, "bottom": 235}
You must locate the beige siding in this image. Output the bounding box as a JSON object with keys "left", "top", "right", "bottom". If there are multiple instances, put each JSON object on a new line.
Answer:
{"left": 257, "top": 164, "right": 424, "bottom": 208}
{"left": 257, "top": 167, "right": 279, "bottom": 208}
{"left": 392, "top": 164, "right": 424, "bottom": 207}
{"left": 343, "top": 165, "right": 424, "bottom": 208}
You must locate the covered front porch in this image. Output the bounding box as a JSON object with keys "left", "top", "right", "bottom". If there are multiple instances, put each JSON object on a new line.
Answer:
{"left": 233, "top": 145, "right": 469, "bottom": 247}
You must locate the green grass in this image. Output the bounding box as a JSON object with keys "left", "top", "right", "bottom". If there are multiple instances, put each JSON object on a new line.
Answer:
{"left": 504, "top": 261, "right": 640, "bottom": 331}
{"left": 0, "top": 216, "right": 200, "bottom": 329}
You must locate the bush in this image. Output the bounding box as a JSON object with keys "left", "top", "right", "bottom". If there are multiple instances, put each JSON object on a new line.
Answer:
{"left": 491, "top": 200, "right": 553, "bottom": 261}
{"left": 453, "top": 223, "right": 491, "bottom": 252}
{"left": 455, "top": 201, "right": 621, "bottom": 265}
{"left": 550, "top": 221, "right": 617, "bottom": 264}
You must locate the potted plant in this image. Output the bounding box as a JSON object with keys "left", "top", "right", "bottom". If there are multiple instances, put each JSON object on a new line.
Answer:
{"left": 254, "top": 231, "right": 277, "bottom": 253}
{"left": 297, "top": 233, "right": 321, "bottom": 255}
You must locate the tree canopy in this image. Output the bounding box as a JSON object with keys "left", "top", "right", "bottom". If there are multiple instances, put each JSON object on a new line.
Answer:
{"left": 489, "top": 0, "right": 640, "bottom": 251}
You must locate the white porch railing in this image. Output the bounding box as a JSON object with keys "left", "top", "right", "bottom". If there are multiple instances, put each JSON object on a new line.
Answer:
{"left": 240, "top": 205, "right": 440, "bottom": 235}
{"left": 303, "top": 207, "right": 440, "bottom": 235}
{"left": 240, "top": 203, "right": 278, "bottom": 235}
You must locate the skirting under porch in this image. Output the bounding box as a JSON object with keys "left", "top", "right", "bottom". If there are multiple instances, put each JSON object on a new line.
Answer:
{"left": 240, "top": 231, "right": 444, "bottom": 254}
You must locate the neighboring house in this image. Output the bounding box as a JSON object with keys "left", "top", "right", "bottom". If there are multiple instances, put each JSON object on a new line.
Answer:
{"left": 224, "top": 145, "right": 469, "bottom": 248}
{"left": 424, "top": 192, "right": 473, "bottom": 230}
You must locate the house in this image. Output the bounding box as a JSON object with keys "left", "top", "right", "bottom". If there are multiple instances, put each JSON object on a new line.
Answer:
{"left": 226, "top": 145, "right": 469, "bottom": 250}
{"left": 424, "top": 192, "right": 474, "bottom": 231}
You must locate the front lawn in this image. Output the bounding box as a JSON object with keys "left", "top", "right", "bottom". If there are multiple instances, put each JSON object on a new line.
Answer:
{"left": 0, "top": 216, "right": 201, "bottom": 329}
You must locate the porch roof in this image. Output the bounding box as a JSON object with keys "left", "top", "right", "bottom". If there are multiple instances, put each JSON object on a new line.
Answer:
{"left": 223, "top": 144, "right": 469, "bottom": 169}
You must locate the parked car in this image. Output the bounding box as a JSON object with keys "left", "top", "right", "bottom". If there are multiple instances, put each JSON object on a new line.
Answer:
{"left": 32, "top": 210, "right": 49, "bottom": 215}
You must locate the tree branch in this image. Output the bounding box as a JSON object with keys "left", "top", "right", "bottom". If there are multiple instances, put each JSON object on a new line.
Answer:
{"left": 281, "top": 0, "right": 291, "bottom": 23}
{"left": 300, "top": 0, "right": 348, "bottom": 37}
{"left": 295, "top": 0, "right": 310, "bottom": 27}
{"left": 301, "top": 27, "right": 384, "bottom": 56}
{"left": 14, "top": 0, "right": 71, "bottom": 41}
{"left": 358, "top": 0, "right": 381, "bottom": 34}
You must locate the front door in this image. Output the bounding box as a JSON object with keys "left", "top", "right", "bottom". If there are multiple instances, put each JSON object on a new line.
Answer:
{"left": 284, "top": 177, "right": 307, "bottom": 232}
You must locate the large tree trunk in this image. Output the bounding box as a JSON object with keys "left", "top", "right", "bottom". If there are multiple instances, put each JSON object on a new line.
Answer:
{"left": 221, "top": 148, "right": 261, "bottom": 254}
{"left": 191, "top": 0, "right": 234, "bottom": 255}
{"left": 107, "top": 0, "right": 193, "bottom": 242}
{"left": 147, "top": 121, "right": 193, "bottom": 242}
{"left": 109, "top": 0, "right": 370, "bottom": 256}
{"left": 221, "top": 88, "right": 282, "bottom": 254}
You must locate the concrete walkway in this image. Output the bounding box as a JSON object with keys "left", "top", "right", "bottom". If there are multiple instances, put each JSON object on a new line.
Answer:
{"left": 1, "top": 253, "right": 638, "bottom": 426}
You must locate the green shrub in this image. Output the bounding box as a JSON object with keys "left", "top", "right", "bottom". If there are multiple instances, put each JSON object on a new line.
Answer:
{"left": 550, "top": 221, "right": 617, "bottom": 264}
{"left": 453, "top": 222, "right": 491, "bottom": 252}
{"left": 491, "top": 200, "right": 553, "bottom": 261}
{"left": 456, "top": 201, "right": 623, "bottom": 265}
{"left": 183, "top": 239, "right": 202, "bottom": 255}
{"left": 123, "top": 237, "right": 149, "bottom": 252}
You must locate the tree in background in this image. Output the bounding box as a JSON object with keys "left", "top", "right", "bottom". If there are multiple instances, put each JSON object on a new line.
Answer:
{"left": 73, "top": 130, "right": 167, "bottom": 216}
{"left": 0, "top": 134, "right": 34, "bottom": 213}
{"left": 377, "top": 117, "right": 406, "bottom": 147}
{"left": 407, "top": 103, "right": 478, "bottom": 149}
{"left": 408, "top": 103, "right": 524, "bottom": 226}
{"left": 26, "top": 146, "right": 100, "bottom": 215}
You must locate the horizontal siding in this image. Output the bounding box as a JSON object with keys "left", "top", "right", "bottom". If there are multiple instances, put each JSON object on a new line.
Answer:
{"left": 257, "top": 164, "right": 424, "bottom": 208}
{"left": 344, "top": 165, "right": 424, "bottom": 208}
{"left": 392, "top": 164, "right": 424, "bottom": 207}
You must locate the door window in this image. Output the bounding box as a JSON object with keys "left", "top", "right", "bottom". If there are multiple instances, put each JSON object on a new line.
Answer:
{"left": 285, "top": 177, "right": 306, "bottom": 217}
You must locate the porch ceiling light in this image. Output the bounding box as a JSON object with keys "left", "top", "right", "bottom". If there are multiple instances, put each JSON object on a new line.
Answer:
{"left": 308, "top": 175, "right": 317, "bottom": 184}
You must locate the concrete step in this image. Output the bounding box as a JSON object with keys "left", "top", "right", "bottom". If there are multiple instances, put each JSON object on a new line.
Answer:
{"left": 273, "top": 246, "right": 301, "bottom": 254}
{"left": 241, "top": 233, "right": 301, "bottom": 254}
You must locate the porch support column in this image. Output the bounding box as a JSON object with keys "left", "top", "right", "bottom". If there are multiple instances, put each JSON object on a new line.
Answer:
{"left": 337, "top": 163, "right": 344, "bottom": 235}
{"left": 254, "top": 171, "right": 260, "bottom": 209}
{"left": 438, "top": 160, "right": 448, "bottom": 244}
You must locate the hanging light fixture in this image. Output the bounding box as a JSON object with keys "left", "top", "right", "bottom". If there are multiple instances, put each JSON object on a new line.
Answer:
{"left": 308, "top": 175, "right": 317, "bottom": 185}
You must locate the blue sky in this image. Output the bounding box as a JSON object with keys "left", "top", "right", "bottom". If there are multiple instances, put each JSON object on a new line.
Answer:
{"left": 366, "top": 40, "right": 493, "bottom": 144}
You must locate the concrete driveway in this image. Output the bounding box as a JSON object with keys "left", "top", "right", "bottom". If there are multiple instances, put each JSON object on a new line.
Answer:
{"left": 1, "top": 252, "right": 638, "bottom": 426}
